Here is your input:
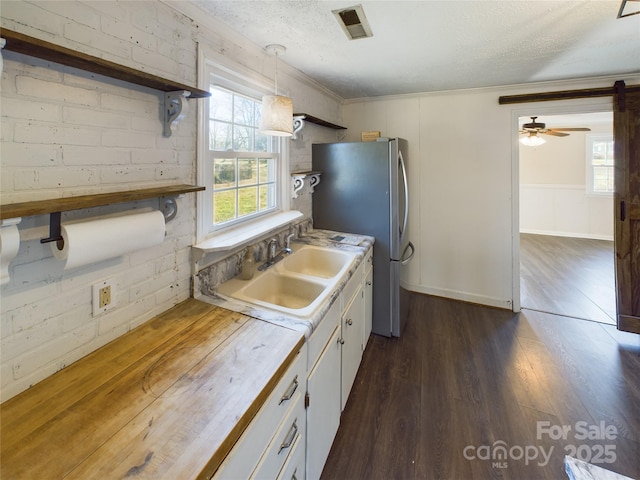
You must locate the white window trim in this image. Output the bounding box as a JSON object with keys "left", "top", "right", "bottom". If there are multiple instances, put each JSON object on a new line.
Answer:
{"left": 585, "top": 134, "right": 614, "bottom": 197}
{"left": 195, "top": 44, "right": 297, "bottom": 248}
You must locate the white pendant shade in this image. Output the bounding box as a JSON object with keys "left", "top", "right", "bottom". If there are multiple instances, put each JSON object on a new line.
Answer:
{"left": 260, "top": 94, "right": 293, "bottom": 137}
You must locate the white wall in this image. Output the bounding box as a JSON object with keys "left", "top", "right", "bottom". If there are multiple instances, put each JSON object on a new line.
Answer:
{"left": 519, "top": 125, "right": 614, "bottom": 240}
{"left": 0, "top": 1, "right": 342, "bottom": 401}
{"left": 343, "top": 75, "right": 640, "bottom": 309}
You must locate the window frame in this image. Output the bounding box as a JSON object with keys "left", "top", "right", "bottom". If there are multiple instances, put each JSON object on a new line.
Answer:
{"left": 585, "top": 134, "right": 614, "bottom": 196}
{"left": 197, "top": 46, "right": 291, "bottom": 243}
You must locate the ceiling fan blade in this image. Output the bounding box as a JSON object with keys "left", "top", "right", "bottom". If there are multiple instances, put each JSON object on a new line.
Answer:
{"left": 548, "top": 127, "right": 591, "bottom": 131}
{"left": 543, "top": 130, "right": 570, "bottom": 137}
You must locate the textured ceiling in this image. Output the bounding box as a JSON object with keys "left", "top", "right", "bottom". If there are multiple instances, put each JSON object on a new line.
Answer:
{"left": 189, "top": 0, "right": 640, "bottom": 99}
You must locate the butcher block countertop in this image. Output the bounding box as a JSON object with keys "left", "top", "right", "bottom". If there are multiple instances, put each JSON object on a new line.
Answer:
{"left": 0, "top": 299, "right": 305, "bottom": 479}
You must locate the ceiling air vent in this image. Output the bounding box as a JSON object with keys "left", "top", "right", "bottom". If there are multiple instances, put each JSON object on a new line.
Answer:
{"left": 332, "top": 4, "right": 373, "bottom": 40}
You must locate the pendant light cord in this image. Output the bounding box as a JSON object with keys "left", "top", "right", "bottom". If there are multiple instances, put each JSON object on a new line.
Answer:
{"left": 274, "top": 51, "right": 279, "bottom": 95}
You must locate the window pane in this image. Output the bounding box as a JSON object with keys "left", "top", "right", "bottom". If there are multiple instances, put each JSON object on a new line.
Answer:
{"left": 259, "top": 158, "right": 275, "bottom": 183}
{"left": 209, "top": 88, "right": 233, "bottom": 122}
{"left": 593, "top": 166, "right": 613, "bottom": 192}
{"left": 214, "top": 158, "right": 236, "bottom": 189}
{"left": 238, "top": 158, "right": 257, "bottom": 186}
{"left": 233, "top": 125, "right": 253, "bottom": 151}
{"left": 214, "top": 190, "right": 236, "bottom": 224}
{"left": 238, "top": 186, "right": 258, "bottom": 218}
{"left": 259, "top": 184, "right": 276, "bottom": 211}
{"left": 210, "top": 121, "right": 232, "bottom": 151}
{"left": 234, "top": 95, "right": 256, "bottom": 127}
{"left": 255, "top": 132, "right": 268, "bottom": 153}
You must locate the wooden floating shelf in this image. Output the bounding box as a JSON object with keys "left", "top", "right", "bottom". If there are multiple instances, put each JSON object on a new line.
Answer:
{"left": 1, "top": 28, "right": 210, "bottom": 99}
{"left": 293, "top": 113, "right": 346, "bottom": 130}
{"left": 0, "top": 184, "right": 205, "bottom": 220}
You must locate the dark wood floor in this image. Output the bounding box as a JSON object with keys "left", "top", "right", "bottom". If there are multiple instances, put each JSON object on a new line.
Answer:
{"left": 520, "top": 234, "right": 616, "bottom": 325}
{"left": 321, "top": 293, "right": 639, "bottom": 480}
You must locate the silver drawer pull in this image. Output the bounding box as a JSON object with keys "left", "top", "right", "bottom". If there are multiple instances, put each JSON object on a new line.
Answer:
{"left": 291, "top": 468, "right": 298, "bottom": 480}
{"left": 346, "top": 318, "right": 353, "bottom": 326}
{"left": 278, "top": 419, "right": 298, "bottom": 454}
{"left": 279, "top": 375, "right": 299, "bottom": 405}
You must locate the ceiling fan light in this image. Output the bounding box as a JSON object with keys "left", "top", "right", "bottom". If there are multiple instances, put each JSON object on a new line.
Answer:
{"left": 260, "top": 94, "right": 293, "bottom": 136}
{"left": 520, "top": 134, "right": 546, "bottom": 147}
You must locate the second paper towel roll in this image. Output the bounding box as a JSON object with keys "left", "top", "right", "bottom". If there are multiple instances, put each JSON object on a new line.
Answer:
{"left": 51, "top": 210, "right": 166, "bottom": 270}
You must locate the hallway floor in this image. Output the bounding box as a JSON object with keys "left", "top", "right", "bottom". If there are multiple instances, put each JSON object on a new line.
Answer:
{"left": 520, "top": 233, "right": 616, "bottom": 325}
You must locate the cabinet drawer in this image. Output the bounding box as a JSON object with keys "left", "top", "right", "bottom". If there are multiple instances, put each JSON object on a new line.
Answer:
{"left": 307, "top": 298, "right": 340, "bottom": 371}
{"left": 252, "top": 391, "right": 306, "bottom": 479}
{"left": 213, "top": 343, "right": 307, "bottom": 479}
{"left": 277, "top": 425, "right": 306, "bottom": 480}
{"left": 341, "top": 261, "right": 364, "bottom": 311}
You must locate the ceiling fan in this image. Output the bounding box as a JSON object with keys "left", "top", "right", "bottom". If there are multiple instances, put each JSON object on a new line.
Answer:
{"left": 519, "top": 116, "right": 591, "bottom": 146}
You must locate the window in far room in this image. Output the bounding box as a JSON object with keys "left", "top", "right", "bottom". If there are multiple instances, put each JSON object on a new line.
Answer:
{"left": 587, "top": 135, "right": 614, "bottom": 195}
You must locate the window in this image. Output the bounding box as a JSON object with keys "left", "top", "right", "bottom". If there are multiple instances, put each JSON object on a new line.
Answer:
{"left": 209, "top": 87, "right": 277, "bottom": 227}
{"left": 197, "top": 49, "right": 291, "bottom": 243}
{"left": 587, "top": 135, "right": 614, "bottom": 195}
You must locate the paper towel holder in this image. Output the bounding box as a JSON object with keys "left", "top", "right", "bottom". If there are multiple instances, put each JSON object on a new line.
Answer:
{"left": 40, "top": 198, "right": 178, "bottom": 245}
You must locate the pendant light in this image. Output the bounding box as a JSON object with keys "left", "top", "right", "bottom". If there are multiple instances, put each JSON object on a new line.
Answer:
{"left": 519, "top": 132, "right": 546, "bottom": 147}
{"left": 260, "top": 44, "right": 293, "bottom": 137}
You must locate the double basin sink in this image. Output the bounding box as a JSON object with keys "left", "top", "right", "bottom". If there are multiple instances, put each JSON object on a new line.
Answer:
{"left": 217, "top": 244, "right": 357, "bottom": 318}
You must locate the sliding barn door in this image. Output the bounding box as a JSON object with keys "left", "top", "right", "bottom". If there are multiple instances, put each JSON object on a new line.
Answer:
{"left": 614, "top": 82, "right": 640, "bottom": 334}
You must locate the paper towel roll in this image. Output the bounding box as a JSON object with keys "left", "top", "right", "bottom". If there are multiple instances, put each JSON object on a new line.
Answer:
{"left": 51, "top": 210, "right": 166, "bottom": 270}
{"left": 1, "top": 222, "right": 21, "bottom": 285}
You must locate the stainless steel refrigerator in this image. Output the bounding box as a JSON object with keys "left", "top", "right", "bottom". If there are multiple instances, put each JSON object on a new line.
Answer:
{"left": 312, "top": 138, "right": 414, "bottom": 337}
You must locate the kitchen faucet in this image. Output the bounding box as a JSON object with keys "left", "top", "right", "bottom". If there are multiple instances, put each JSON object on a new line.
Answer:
{"left": 258, "top": 233, "right": 296, "bottom": 271}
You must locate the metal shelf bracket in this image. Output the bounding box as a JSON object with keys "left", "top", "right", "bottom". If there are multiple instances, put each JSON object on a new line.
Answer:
{"left": 163, "top": 90, "right": 191, "bottom": 137}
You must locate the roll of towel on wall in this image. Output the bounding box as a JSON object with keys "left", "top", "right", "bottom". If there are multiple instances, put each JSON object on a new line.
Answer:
{"left": 51, "top": 210, "right": 165, "bottom": 270}
{"left": 0, "top": 219, "right": 21, "bottom": 286}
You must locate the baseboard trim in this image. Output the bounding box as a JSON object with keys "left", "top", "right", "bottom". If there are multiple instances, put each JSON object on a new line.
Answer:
{"left": 401, "top": 282, "right": 513, "bottom": 311}
{"left": 520, "top": 229, "right": 614, "bottom": 241}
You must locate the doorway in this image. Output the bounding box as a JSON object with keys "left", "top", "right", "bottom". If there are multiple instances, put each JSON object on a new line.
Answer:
{"left": 517, "top": 111, "right": 616, "bottom": 324}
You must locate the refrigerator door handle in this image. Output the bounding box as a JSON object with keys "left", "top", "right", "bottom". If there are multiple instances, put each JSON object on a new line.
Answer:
{"left": 400, "top": 241, "right": 415, "bottom": 265}
{"left": 399, "top": 150, "right": 409, "bottom": 242}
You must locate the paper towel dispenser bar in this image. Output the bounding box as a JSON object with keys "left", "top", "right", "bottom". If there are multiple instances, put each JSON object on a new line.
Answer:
{"left": 40, "top": 198, "right": 176, "bottom": 246}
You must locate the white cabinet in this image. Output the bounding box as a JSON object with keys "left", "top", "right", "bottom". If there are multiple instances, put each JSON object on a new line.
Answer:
{"left": 306, "top": 324, "right": 341, "bottom": 480}
{"left": 363, "top": 248, "right": 373, "bottom": 349}
{"left": 340, "top": 283, "right": 364, "bottom": 410}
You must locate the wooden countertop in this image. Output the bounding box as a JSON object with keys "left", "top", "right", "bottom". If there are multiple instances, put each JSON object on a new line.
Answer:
{"left": 0, "top": 299, "right": 305, "bottom": 479}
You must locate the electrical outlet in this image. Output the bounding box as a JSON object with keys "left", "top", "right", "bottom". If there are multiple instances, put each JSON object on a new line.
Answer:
{"left": 99, "top": 285, "right": 111, "bottom": 308}
{"left": 92, "top": 280, "right": 115, "bottom": 315}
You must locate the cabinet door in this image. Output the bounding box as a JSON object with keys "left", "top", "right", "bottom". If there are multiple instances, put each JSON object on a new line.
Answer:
{"left": 306, "top": 325, "right": 341, "bottom": 480}
{"left": 363, "top": 266, "right": 373, "bottom": 350}
{"left": 341, "top": 285, "right": 364, "bottom": 410}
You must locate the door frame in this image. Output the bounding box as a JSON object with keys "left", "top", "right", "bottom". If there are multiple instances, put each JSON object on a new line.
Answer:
{"left": 510, "top": 100, "right": 614, "bottom": 312}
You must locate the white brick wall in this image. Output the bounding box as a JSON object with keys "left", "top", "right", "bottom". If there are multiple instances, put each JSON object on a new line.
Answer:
{"left": 0, "top": 0, "right": 343, "bottom": 402}
{"left": 0, "top": 1, "right": 199, "bottom": 401}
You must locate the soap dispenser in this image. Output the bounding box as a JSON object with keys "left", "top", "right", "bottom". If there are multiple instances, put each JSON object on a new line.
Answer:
{"left": 240, "top": 246, "right": 255, "bottom": 280}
